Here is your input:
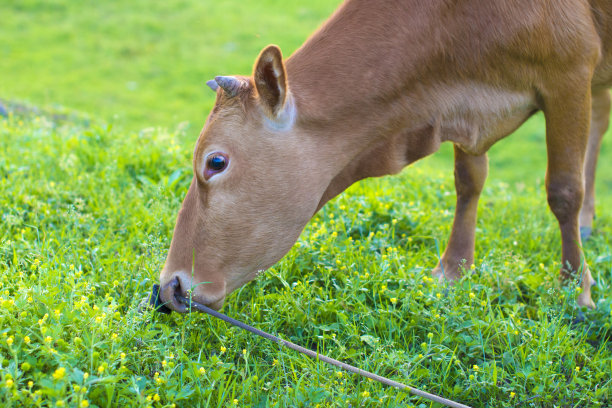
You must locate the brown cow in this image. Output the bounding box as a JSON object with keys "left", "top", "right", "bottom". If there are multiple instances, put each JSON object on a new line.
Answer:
{"left": 159, "top": 0, "right": 612, "bottom": 312}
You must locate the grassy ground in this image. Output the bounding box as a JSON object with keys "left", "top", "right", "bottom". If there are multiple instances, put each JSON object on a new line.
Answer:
{"left": 1, "top": 0, "right": 612, "bottom": 407}
{"left": 0, "top": 0, "right": 340, "bottom": 132}
{"left": 1, "top": 108, "right": 611, "bottom": 407}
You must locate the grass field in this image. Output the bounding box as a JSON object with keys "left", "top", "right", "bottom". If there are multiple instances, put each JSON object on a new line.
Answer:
{"left": 1, "top": 1, "right": 612, "bottom": 407}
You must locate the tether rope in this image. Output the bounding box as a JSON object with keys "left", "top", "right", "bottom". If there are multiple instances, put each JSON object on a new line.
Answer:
{"left": 148, "top": 284, "right": 472, "bottom": 408}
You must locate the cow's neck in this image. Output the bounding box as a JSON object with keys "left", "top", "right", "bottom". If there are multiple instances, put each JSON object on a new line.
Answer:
{"left": 286, "top": 0, "right": 443, "bottom": 209}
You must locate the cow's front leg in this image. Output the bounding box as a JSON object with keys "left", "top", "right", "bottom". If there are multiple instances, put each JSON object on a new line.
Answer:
{"left": 579, "top": 89, "right": 610, "bottom": 240}
{"left": 432, "top": 146, "right": 488, "bottom": 281}
{"left": 543, "top": 77, "right": 595, "bottom": 309}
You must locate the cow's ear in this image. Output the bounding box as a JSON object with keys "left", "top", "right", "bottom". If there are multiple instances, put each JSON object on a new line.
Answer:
{"left": 254, "top": 45, "right": 288, "bottom": 117}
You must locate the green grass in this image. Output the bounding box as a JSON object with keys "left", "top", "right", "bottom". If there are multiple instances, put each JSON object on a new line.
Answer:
{"left": 0, "top": 0, "right": 340, "bottom": 132}
{"left": 2, "top": 0, "right": 612, "bottom": 406}
{"left": 1, "top": 109, "right": 611, "bottom": 407}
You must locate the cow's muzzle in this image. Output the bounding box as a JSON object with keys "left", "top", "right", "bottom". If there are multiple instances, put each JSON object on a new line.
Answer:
{"left": 160, "top": 276, "right": 188, "bottom": 313}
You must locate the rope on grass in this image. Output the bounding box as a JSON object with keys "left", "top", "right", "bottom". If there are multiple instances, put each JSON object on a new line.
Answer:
{"left": 148, "top": 285, "right": 472, "bottom": 408}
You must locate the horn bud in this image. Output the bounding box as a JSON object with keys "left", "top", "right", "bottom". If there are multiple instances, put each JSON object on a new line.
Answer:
{"left": 206, "top": 79, "right": 219, "bottom": 92}
{"left": 215, "top": 76, "right": 243, "bottom": 97}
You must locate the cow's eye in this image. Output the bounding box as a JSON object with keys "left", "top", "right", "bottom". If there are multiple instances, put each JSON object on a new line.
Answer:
{"left": 204, "top": 152, "right": 229, "bottom": 179}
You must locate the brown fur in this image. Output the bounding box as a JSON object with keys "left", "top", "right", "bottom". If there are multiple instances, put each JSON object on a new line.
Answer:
{"left": 160, "top": 0, "right": 611, "bottom": 311}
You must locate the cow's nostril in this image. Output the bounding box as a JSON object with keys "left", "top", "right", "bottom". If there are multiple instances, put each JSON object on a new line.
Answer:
{"left": 161, "top": 276, "right": 187, "bottom": 313}
{"left": 169, "top": 276, "right": 180, "bottom": 291}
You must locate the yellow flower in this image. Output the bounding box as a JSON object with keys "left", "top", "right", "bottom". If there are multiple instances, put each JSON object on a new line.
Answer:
{"left": 5, "top": 379, "right": 13, "bottom": 388}
{"left": 480, "top": 300, "right": 487, "bottom": 307}
{"left": 120, "top": 352, "right": 126, "bottom": 360}
{"left": 52, "top": 367, "right": 66, "bottom": 380}
{"left": 153, "top": 394, "right": 160, "bottom": 402}
{"left": 469, "top": 374, "right": 475, "bottom": 380}
{"left": 469, "top": 292, "right": 476, "bottom": 299}
{"left": 380, "top": 285, "right": 387, "bottom": 292}
{"left": 111, "top": 333, "right": 118, "bottom": 340}
{"left": 80, "top": 400, "right": 89, "bottom": 408}
{"left": 220, "top": 346, "right": 227, "bottom": 354}
{"left": 24, "top": 336, "right": 31, "bottom": 344}
{"left": 427, "top": 333, "right": 433, "bottom": 339}
{"left": 361, "top": 390, "right": 370, "bottom": 398}
{"left": 27, "top": 381, "right": 33, "bottom": 388}
{"left": 97, "top": 365, "right": 105, "bottom": 374}
{"left": 473, "top": 365, "right": 479, "bottom": 371}
{"left": 199, "top": 367, "right": 206, "bottom": 375}
{"left": 44, "top": 336, "right": 53, "bottom": 344}
{"left": 6, "top": 337, "right": 13, "bottom": 346}
{"left": 242, "top": 349, "right": 247, "bottom": 355}
{"left": 233, "top": 399, "right": 238, "bottom": 405}
{"left": 510, "top": 392, "right": 515, "bottom": 398}
{"left": 56, "top": 400, "right": 65, "bottom": 407}
{"left": 575, "top": 366, "right": 580, "bottom": 372}
{"left": 161, "top": 360, "right": 167, "bottom": 367}
{"left": 390, "top": 298, "right": 397, "bottom": 304}
{"left": 272, "top": 359, "right": 278, "bottom": 366}
{"left": 83, "top": 372, "right": 89, "bottom": 380}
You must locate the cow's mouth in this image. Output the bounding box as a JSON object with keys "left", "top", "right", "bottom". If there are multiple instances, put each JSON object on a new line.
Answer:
{"left": 159, "top": 276, "right": 226, "bottom": 313}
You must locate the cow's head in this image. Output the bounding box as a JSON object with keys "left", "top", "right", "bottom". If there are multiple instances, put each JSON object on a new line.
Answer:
{"left": 159, "top": 45, "right": 331, "bottom": 312}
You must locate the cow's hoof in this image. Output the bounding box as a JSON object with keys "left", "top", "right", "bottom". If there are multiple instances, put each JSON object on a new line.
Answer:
{"left": 572, "top": 309, "right": 586, "bottom": 324}
{"left": 580, "top": 226, "right": 592, "bottom": 241}
{"left": 577, "top": 292, "right": 596, "bottom": 310}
